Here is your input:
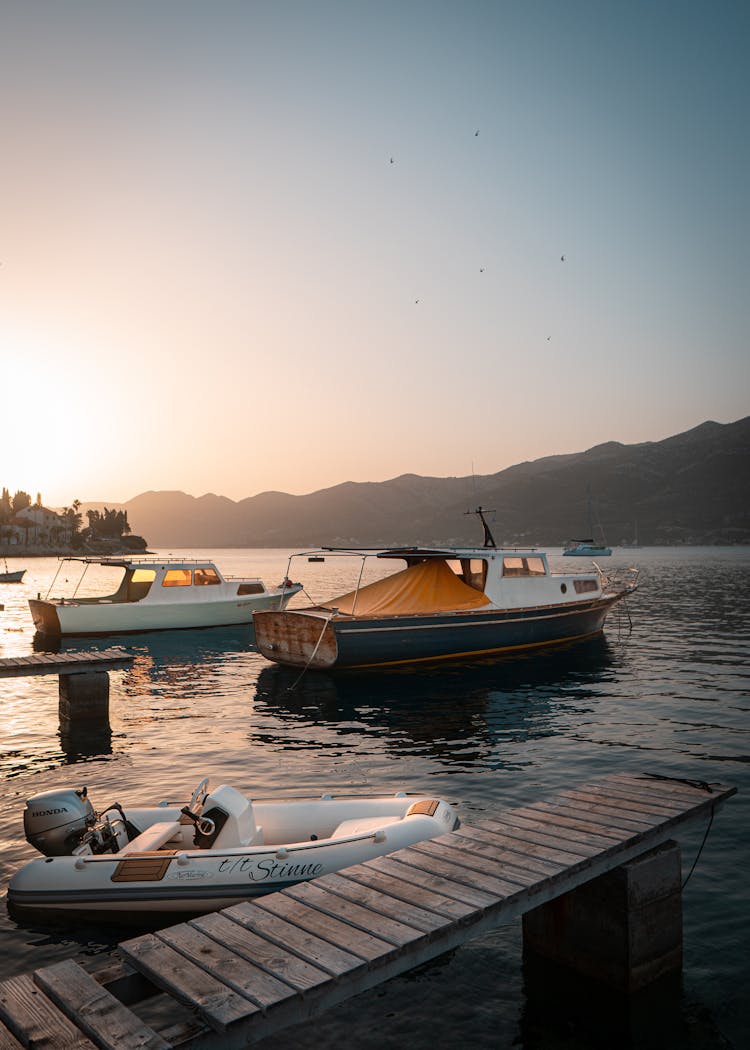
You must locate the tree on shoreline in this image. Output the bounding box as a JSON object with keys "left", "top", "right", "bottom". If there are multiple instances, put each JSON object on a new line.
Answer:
{"left": 85, "top": 507, "right": 132, "bottom": 540}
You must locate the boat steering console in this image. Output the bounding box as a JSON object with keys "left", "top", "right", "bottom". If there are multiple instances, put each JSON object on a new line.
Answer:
{"left": 180, "top": 777, "right": 227, "bottom": 848}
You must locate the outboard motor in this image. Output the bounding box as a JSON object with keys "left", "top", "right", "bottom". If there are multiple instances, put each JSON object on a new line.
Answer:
{"left": 23, "top": 787, "right": 96, "bottom": 856}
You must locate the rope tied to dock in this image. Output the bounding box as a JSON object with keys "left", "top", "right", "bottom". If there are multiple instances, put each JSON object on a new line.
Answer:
{"left": 682, "top": 805, "right": 715, "bottom": 889}
{"left": 640, "top": 772, "right": 714, "bottom": 793}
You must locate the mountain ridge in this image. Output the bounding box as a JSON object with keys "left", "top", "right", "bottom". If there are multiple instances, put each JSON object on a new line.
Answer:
{"left": 90, "top": 416, "right": 750, "bottom": 547}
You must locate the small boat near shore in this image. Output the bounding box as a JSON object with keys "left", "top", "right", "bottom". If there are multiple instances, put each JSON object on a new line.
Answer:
{"left": 28, "top": 556, "right": 302, "bottom": 637}
{"left": 7, "top": 778, "right": 459, "bottom": 921}
{"left": 562, "top": 539, "right": 613, "bottom": 557}
{"left": 563, "top": 488, "right": 612, "bottom": 556}
{"left": 0, "top": 558, "right": 25, "bottom": 583}
{"left": 253, "top": 510, "right": 638, "bottom": 672}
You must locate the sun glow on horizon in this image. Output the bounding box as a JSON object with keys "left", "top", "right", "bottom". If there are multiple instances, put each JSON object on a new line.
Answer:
{"left": 2, "top": 3, "right": 747, "bottom": 507}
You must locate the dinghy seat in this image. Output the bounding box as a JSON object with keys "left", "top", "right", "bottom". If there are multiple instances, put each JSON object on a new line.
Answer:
{"left": 331, "top": 816, "right": 395, "bottom": 839}
{"left": 196, "top": 785, "right": 263, "bottom": 848}
{"left": 118, "top": 820, "right": 182, "bottom": 855}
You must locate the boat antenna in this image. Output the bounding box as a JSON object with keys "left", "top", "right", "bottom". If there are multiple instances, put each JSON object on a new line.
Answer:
{"left": 466, "top": 506, "right": 497, "bottom": 548}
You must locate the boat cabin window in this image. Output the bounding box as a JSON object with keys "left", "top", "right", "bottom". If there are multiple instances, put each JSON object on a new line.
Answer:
{"left": 162, "top": 568, "right": 192, "bottom": 587}
{"left": 446, "top": 558, "right": 487, "bottom": 591}
{"left": 237, "top": 582, "right": 265, "bottom": 595}
{"left": 573, "top": 578, "right": 599, "bottom": 594}
{"left": 127, "top": 568, "right": 156, "bottom": 601}
{"left": 194, "top": 567, "right": 221, "bottom": 586}
{"left": 502, "top": 556, "right": 546, "bottom": 577}
{"left": 460, "top": 558, "right": 487, "bottom": 590}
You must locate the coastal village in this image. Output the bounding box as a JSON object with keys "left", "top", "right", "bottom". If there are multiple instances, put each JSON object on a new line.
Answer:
{"left": 0, "top": 488, "right": 147, "bottom": 555}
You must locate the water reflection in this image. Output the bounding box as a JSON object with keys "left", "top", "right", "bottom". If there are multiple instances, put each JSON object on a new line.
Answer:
{"left": 59, "top": 725, "right": 113, "bottom": 765}
{"left": 33, "top": 623, "right": 255, "bottom": 659}
{"left": 33, "top": 624, "right": 259, "bottom": 696}
{"left": 254, "top": 635, "right": 617, "bottom": 767}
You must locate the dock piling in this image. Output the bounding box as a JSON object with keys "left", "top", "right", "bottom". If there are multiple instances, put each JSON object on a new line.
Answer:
{"left": 58, "top": 671, "right": 110, "bottom": 732}
{"left": 522, "top": 838, "right": 682, "bottom": 992}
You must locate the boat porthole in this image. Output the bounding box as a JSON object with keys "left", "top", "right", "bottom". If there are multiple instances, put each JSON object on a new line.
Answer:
{"left": 560, "top": 583, "right": 567, "bottom": 594}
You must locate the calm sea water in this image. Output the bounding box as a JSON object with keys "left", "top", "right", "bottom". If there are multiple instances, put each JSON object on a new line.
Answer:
{"left": 0, "top": 547, "right": 747, "bottom": 1048}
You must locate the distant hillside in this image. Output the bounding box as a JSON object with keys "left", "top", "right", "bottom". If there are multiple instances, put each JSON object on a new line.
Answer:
{"left": 119, "top": 417, "right": 750, "bottom": 547}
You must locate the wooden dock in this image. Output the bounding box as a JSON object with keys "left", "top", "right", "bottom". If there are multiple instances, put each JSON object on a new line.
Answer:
{"left": 0, "top": 772, "right": 736, "bottom": 1049}
{"left": 0, "top": 649, "right": 133, "bottom": 679}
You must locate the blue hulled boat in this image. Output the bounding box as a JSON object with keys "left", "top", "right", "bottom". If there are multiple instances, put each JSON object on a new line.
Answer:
{"left": 254, "top": 512, "right": 637, "bottom": 672}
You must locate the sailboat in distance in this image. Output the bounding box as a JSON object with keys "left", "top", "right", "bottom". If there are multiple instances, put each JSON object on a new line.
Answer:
{"left": 563, "top": 488, "right": 612, "bottom": 557}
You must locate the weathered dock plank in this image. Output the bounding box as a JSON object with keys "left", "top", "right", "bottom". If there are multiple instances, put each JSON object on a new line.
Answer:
{"left": 336, "top": 859, "right": 481, "bottom": 920}
{"left": 0, "top": 773, "right": 737, "bottom": 1050}
{"left": 284, "top": 879, "right": 429, "bottom": 947}
{"left": 408, "top": 836, "right": 546, "bottom": 889}
{"left": 368, "top": 852, "right": 502, "bottom": 909}
{"left": 0, "top": 973, "right": 98, "bottom": 1049}
{"left": 157, "top": 924, "right": 300, "bottom": 1012}
{"left": 220, "top": 899, "right": 366, "bottom": 977}
{"left": 189, "top": 912, "right": 332, "bottom": 993}
{"left": 483, "top": 807, "right": 619, "bottom": 850}
{"left": 0, "top": 1024, "right": 24, "bottom": 1050}
{"left": 314, "top": 871, "right": 449, "bottom": 933}
{"left": 517, "top": 802, "right": 627, "bottom": 841}
{"left": 0, "top": 648, "right": 133, "bottom": 679}
{"left": 471, "top": 817, "right": 594, "bottom": 864}
{"left": 118, "top": 933, "right": 260, "bottom": 1032}
{"left": 33, "top": 960, "right": 169, "bottom": 1050}
{"left": 253, "top": 890, "right": 401, "bottom": 963}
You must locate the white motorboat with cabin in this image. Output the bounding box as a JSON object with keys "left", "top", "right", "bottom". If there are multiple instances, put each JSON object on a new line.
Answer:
{"left": 7, "top": 777, "right": 459, "bottom": 920}
{"left": 28, "top": 556, "right": 302, "bottom": 637}
{"left": 254, "top": 509, "right": 638, "bottom": 671}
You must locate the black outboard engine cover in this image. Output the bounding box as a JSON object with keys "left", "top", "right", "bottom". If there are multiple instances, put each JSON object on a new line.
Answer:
{"left": 23, "top": 787, "right": 95, "bottom": 856}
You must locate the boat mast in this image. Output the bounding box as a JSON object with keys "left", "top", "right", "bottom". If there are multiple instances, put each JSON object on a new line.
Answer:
{"left": 467, "top": 507, "right": 497, "bottom": 548}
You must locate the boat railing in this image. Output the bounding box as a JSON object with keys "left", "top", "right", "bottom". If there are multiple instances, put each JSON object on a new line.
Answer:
{"left": 594, "top": 563, "right": 640, "bottom": 594}
{"left": 62, "top": 556, "right": 224, "bottom": 567}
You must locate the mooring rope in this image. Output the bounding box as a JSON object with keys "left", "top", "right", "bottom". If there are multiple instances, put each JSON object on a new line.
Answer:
{"left": 682, "top": 805, "right": 715, "bottom": 889}
{"left": 286, "top": 616, "right": 332, "bottom": 693}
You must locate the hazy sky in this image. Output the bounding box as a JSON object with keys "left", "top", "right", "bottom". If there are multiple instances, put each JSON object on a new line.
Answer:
{"left": 2, "top": 1, "right": 748, "bottom": 506}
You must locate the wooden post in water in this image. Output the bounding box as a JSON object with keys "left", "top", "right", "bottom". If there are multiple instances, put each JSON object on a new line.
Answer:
{"left": 58, "top": 671, "right": 111, "bottom": 734}
{"left": 522, "top": 840, "right": 682, "bottom": 993}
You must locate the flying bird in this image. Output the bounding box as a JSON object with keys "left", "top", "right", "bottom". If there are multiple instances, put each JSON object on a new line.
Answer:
{"left": 474, "top": 130, "right": 479, "bottom": 137}
{"left": 480, "top": 267, "right": 484, "bottom": 273}
{"left": 390, "top": 157, "right": 394, "bottom": 164}
{"left": 560, "top": 254, "right": 566, "bottom": 262}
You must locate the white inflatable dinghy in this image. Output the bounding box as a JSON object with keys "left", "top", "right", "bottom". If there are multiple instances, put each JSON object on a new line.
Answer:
{"left": 8, "top": 777, "right": 459, "bottom": 921}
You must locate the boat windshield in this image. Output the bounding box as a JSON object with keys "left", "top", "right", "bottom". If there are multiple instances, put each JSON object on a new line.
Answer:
{"left": 45, "top": 562, "right": 158, "bottom": 604}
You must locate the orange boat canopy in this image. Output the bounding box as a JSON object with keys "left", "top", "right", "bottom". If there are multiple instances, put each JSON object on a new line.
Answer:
{"left": 320, "top": 558, "right": 490, "bottom": 617}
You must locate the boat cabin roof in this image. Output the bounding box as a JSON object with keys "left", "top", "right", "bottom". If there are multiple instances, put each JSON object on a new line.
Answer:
{"left": 314, "top": 546, "right": 541, "bottom": 560}
{"left": 58, "top": 556, "right": 221, "bottom": 571}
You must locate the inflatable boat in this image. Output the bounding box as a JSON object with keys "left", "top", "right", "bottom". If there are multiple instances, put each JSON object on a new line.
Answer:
{"left": 7, "top": 778, "right": 459, "bottom": 921}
